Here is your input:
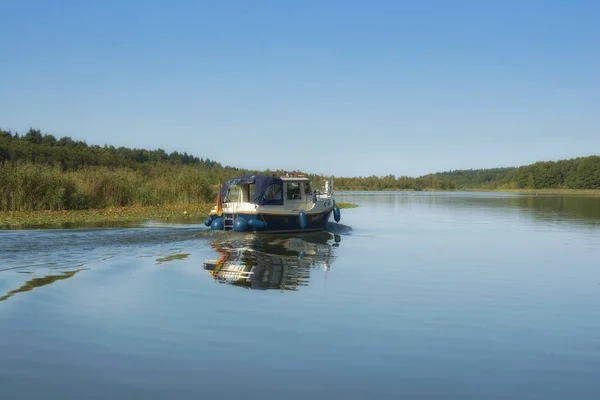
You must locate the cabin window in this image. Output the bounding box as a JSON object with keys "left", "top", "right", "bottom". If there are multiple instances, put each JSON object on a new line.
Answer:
{"left": 286, "top": 182, "right": 301, "bottom": 200}
{"left": 303, "top": 182, "right": 312, "bottom": 195}
{"left": 227, "top": 187, "right": 240, "bottom": 202}
{"left": 264, "top": 184, "right": 282, "bottom": 201}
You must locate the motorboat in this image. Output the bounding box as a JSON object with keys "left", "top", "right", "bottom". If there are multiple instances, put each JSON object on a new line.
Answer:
{"left": 205, "top": 173, "right": 340, "bottom": 232}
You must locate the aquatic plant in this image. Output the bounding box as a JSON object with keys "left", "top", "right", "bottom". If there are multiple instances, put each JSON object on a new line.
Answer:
{"left": 0, "top": 162, "right": 219, "bottom": 212}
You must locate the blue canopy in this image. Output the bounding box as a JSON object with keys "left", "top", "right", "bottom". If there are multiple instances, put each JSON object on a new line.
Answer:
{"left": 221, "top": 175, "right": 284, "bottom": 206}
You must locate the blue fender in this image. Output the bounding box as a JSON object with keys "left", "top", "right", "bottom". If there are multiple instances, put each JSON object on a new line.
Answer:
{"left": 248, "top": 219, "right": 267, "bottom": 230}
{"left": 333, "top": 206, "right": 341, "bottom": 223}
{"left": 210, "top": 217, "right": 224, "bottom": 230}
{"left": 233, "top": 217, "right": 249, "bottom": 232}
{"left": 299, "top": 211, "right": 307, "bottom": 229}
{"left": 204, "top": 215, "right": 217, "bottom": 226}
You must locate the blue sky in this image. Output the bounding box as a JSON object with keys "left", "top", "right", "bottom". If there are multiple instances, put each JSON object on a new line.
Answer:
{"left": 1, "top": 0, "right": 599, "bottom": 177}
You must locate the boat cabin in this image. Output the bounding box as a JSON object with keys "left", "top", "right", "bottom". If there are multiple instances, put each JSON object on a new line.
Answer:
{"left": 221, "top": 175, "right": 318, "bottom": 207}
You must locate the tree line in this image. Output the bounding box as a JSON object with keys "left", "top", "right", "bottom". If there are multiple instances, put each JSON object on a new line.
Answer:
{"left": 1, "top": 127, "right": 599, "bottom": 211}
{"left": 0, "top": 128, "right": 229, "bottom": 172}
{"left": 329, "top": 157, "right": 600, "bottom": 191}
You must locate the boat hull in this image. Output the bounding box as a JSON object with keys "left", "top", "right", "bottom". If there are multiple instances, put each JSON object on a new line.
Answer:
{"left": 226, "top": 209, "right": 332, "bottom": 233}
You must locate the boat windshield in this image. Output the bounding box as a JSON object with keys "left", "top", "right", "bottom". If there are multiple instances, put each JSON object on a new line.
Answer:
{"left": 286, "top": 182, "right": 301, "bottom": 200}
{"left": 225, "top": 186, "right": 241, "bottom": 203}
{"left": 304, "top": 181, "right": 312, "bottom": 195}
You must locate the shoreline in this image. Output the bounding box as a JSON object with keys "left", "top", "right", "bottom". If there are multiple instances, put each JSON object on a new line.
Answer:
{"left": 0, "top": 202, "right": 359, "bottom": 229}
{"left": 336, "top": 188, "right": 600, "bottom": 196}
{"left": 458, "top": 188, "right": 600, "bottom": 196}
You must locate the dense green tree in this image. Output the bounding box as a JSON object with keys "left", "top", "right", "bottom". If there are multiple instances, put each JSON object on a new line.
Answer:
{"left": 23, "top": 128, "right": 43, "bottom": 145}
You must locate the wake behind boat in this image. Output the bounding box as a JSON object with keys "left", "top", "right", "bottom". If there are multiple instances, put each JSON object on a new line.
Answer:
{"left": 204, "top": 173, "right": 341, "bottom": 233}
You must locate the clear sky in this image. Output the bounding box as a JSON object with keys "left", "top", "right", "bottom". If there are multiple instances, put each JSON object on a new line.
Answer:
{"left": 1, "top": 0, "right": 599, "bottom": 177}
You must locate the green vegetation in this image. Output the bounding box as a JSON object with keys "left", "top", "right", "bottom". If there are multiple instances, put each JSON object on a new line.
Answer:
{"left": 1, "top": 127, "right": 598, "bottom": 218}
{"left": 0, "top": 162, "right": 220, "bottom": 211}
{"left": 328, "top": 157, "right": 600, "bottom": 192}
{"left": 0, "top": 128, "right": 357, "bottom": 214}
{"left": 467, "top": 188, "right": 600, "bottom": 196}
{"left": 0, "top": 203, "right": 213, "bottom": 228}
{"left": 0, "top": 128, "right": 228, "bottom": 170}
{"left": 0, "top": 128, "right": 247, "bottom": 212}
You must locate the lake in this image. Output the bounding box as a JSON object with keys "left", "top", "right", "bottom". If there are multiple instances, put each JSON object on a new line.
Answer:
{"left": 1, "top": 192, "right": 599, "bottom": 399}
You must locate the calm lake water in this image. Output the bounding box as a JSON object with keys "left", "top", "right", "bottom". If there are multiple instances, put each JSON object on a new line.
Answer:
{"left": 1, "top": 192, "right": 600, "bottom": 399}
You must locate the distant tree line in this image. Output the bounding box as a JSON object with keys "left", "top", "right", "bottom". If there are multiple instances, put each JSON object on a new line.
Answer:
{"left": 329, "top": 157, "right": 600, "bottom": 191}
{"left": 0, "top": 128, "right": 228, "bottom": 171}
{"left": 1, "top": 127, "right": 598, "bottom": 211}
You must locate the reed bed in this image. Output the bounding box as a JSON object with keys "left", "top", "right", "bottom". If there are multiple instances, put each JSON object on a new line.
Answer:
{"left": 0, "top": 162, "right": 216, "bottom": 212}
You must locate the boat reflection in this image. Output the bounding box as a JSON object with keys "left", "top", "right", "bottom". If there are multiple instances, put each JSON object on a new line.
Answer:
{"left": 203, "top": 232, "right": 341, "bottom": 291}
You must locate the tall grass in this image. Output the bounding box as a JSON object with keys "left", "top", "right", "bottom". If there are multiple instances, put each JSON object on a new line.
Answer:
{"left": 0, "top": 162, "right": 216, "bottom": 211}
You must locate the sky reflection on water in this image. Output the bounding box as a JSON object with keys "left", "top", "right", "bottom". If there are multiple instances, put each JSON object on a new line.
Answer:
{"left": 1, "top": 192, "right": 599, "bottom": 399}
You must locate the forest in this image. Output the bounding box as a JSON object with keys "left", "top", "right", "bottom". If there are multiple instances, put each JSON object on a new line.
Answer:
{"left": 1, "top": 128, "right": 599, "bottom": 211}
{"left": 330, "top": 157, "right": 600, "bottom": 191}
